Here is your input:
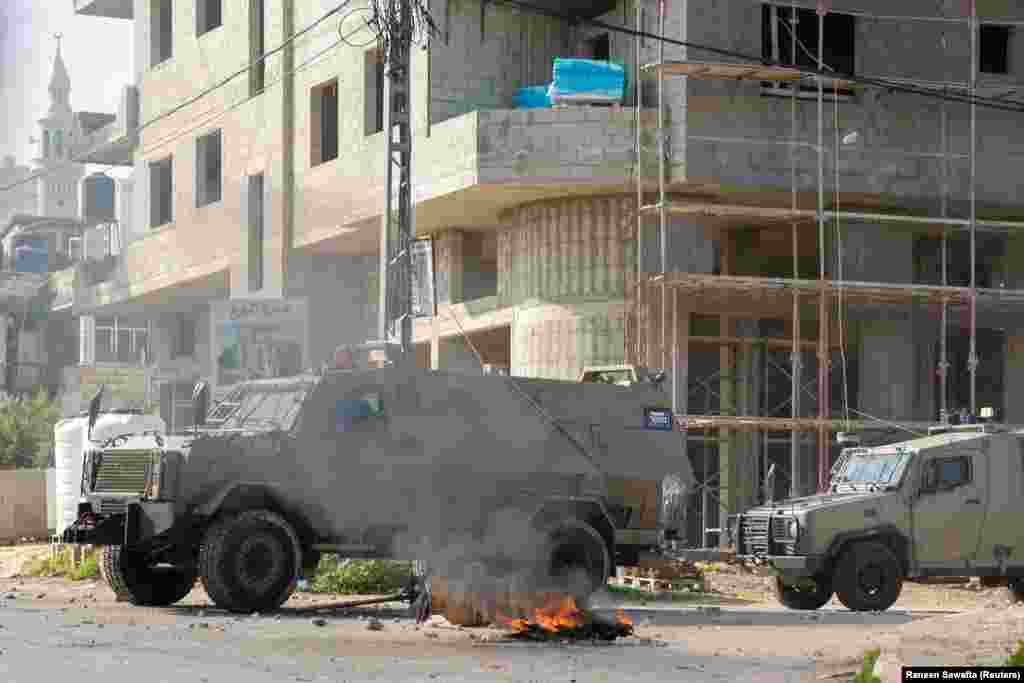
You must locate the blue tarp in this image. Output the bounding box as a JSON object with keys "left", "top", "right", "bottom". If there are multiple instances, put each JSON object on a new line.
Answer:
{"left": 549, "top": 59, "right": 625, "bottom": 104}
{"left": 514, "top": 85, "right": 553, "bottom": 109}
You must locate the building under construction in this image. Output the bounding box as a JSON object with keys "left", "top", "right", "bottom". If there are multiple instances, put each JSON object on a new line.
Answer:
{"left": 61, "top": 0, "right": 1024, "bottom": 548}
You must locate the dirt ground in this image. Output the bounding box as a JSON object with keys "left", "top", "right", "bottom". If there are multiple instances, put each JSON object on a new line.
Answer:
{"left": 3, "top": 544, "right": 1023, "bottom": 682}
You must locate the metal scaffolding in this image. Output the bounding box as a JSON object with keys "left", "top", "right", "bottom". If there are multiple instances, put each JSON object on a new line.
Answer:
{"left": 630, "top": 1, "right": 1020, "bottom": 544}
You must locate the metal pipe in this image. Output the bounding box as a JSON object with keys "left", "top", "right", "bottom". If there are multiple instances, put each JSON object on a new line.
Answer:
{"left": 634, "top": 0, "right": 643, "bottom": 366}
{"left": 822, "top": 210, "right": 1024, "bottom": 232}
{"left": 940, "top": 97, "right": 949, "bottom": 421}
{"left": 816, "top": 8, "right": 829, "bottom": 494}
{"left": 658, "top": 0, "right": 667, "bottom": 371}
{"left": 789, "top": 0, "right": 801, "bottom": 499}
{"left": 969, "top": 2, "right": 979, "bottom": 416}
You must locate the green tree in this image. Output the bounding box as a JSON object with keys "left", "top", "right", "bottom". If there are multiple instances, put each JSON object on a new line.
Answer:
{"left": 0, "top": 388, "right": 62, "bottom": 468}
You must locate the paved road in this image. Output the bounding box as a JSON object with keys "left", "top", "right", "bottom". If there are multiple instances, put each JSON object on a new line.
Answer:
{"left": 0, "top": 596, "right": 935, "bottom": 682}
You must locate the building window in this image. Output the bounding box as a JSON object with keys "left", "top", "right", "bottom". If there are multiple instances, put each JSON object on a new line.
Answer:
{"left": 311, "top": 79, "right": 339, "bottom": 166}
{"left": 249, "top": 0, "right": 266, "bottom": 96}
{"left": 588, "top": 33, "right": 611, "bottom": 61}
{"left": 150, "top": 156, "right": 173, "bottom": 228}
{"left": 196, "top": 130, "right": 223, "bottom": 207}
{"left": 366, "top": 49, "right": 385, "bottom": 135}
{"left": 68, "top": 236, "right": 82, "bottom": 262}
{"left": 761, "top": 4, "right": 856, "bottom": 96}
{"left": 248, "top": 174, "right": 265, "bottom": 291}
{"left": 42, "top": 131, "right": 50, "bottom": 158}
{"left": 171, "top": 312, "right": 196, "bottom": 358}
{"left": 95, "top": 317, "right": 149, "bottom": 364}
{"left": 980, "top": 25, "right": 1011, "bottom": 75}
{"left": 197, "top": 0, "right": 222, "bottom": 36}
{"left": 53, "top": 130, "right": 64, "bottom": 159}
{"left": 151, "top": 0, "right": 173, "bottom": 66}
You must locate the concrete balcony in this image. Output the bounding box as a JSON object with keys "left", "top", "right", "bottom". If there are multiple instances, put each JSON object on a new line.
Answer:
{"left": 73, "top": 0, "right": 132, "bottom": 19}
{"left": 73, "top": 86, "right": 138, "bottom": 166}
{"left": 297, "top": 107, "right": 656, "bottom": 251}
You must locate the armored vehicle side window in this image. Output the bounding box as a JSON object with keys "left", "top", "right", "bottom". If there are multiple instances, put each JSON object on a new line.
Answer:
{"left": 336, "top": 390, "right": 385, "bottom": 433}
{"left": 922, "top": 456, "right": 972, "bottom": 492}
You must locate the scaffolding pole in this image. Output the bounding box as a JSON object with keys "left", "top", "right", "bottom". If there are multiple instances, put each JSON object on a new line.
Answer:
{"left": 633, "top": 0, "right": 643, "bottom": 367}
{"left": 816, "top": 7, "right": 830, "bottom": 493}
{"left": 789, "top": 0, "right": 801, "bottom": 498}
{"left": 969, "top": 1, "right": 979, "bottom": 416}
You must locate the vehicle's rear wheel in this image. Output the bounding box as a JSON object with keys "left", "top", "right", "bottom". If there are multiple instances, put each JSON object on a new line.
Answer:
{"left": 101, "top": 545, "right": 197, "bottom": 607}
{"left": 199, "top": 509, "right": 301, "bottom": 613}
{"left": 773, "top": 575, "right": 833, "bottom": 610}
{"left": 833, "top": 541, "right": 903, "bottom": 612}
{"left": 538, "top": 520, "right": 612, "bottom": 607}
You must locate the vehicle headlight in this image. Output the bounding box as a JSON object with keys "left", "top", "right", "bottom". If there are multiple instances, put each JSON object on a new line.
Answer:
{"left": 786, "top": 519, "right": 800, "bottom": 539}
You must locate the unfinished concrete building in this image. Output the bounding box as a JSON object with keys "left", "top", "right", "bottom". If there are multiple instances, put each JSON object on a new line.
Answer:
{"left": 65, "top": 0, "right": 1024, "bottom": 546}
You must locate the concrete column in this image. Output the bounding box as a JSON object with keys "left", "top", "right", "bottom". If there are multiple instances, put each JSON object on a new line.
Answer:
{"left": 500, "top": 195, "right": 713, "bottom": 381}
{"left": 434, "top": 229, "right": 466, "bottom": 306}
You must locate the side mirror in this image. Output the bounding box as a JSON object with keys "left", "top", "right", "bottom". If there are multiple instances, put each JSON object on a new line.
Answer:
{"left": 87, "top": 385, "right": 104, "bottom": 439}
{"left": 192, "top": 381, "right": 209, "bottom": 429}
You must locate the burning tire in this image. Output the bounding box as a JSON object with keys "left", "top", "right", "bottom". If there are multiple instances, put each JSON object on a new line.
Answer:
{"left": 199, "top": 509, "right": 302, "bottom": 613}
{"left": 538, "top": 520, "right": 611, "bottom": 606}
{"left": 773, "top": 575, "right": 833, "bottom": 610}
{"left": 833, "top": 541, "right": 902, "bottom": 612}
{"left": 101, "top": 545, "right": 197, "bottom": 607}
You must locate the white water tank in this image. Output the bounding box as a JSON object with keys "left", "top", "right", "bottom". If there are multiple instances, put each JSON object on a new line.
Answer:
{"left": 54, "top": 410, "right": 166, "bottom": 534}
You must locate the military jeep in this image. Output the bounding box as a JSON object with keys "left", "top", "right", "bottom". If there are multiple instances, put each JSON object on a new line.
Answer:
{"left": 730, "top": 424, "right": 1024, "bottom": 611}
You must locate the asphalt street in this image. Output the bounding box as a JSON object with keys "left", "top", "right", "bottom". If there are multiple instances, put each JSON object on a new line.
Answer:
{"left": 0, "top": 598, "right": 834, "bottom": 683}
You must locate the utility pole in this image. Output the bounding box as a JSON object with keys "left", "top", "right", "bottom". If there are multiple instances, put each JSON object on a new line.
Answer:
{"left": 377, "top": 0, "right": 415, "bottom": 356}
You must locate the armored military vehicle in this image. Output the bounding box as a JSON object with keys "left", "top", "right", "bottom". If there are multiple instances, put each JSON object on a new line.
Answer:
{"left": 730, "top": 423, "right": 1024, "bottom": 611}
{"left": 63, "top": 347, "right": 690, "bottom": 616}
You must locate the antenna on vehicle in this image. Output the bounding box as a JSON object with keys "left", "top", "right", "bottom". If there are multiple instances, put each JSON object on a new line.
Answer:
{"left": 763, "top": 463, "right": 777, "bottom": 505}
{"left": 87, "top": 385, "right": 105, "bottom": 441}
{"left": 192, "top": 381, "right": 209, "bottom": 438}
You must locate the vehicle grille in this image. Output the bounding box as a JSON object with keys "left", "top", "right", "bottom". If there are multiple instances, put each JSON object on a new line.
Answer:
{"left": 741, "top": 515, "right": 770, "bottom": 555}
{"left": 98, "top": 498, "right": 127, "bottom": 515}
{"left": 93, "top": 450, "right": 154, "bottom": 495}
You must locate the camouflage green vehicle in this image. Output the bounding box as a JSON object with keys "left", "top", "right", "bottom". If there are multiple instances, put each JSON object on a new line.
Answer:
{"left": 730, "top": 423, "right": 1024, "bottom": 611}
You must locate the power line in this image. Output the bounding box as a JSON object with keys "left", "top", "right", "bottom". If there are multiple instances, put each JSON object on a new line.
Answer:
{"left": 0, "top": 0, "right": 359, "bottom": 198}
{"left": 493, "top": 0, "right": 1024, "bottom": 114}
{"left": 137, "top": 0, "right": 355, "bottom": 135}
{"left": 136, "top": 35, "right": 347, "bottom": 160}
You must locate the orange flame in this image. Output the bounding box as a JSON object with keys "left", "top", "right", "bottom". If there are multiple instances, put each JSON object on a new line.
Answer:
{"left": 533, "top": 594, "right": 583, "bottom": 633}
{"left": 616, "top": 610, "right": 633, "bottom": 626}
{"left": 497, "top": 611, "right": 530, "bottom": 634}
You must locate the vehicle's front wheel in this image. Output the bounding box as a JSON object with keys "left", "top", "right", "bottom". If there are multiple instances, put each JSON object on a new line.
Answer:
{"left": 833, "top": 541, "right": 903, "bottom": 612}
{"left": 773, "top": 575, "right": 833, "bottom": 610}
{"left": 199, "top": 509, "right": 301, "bottom": 613}
{"left": 101, "top": 545, "right": 197, "bottom": 607}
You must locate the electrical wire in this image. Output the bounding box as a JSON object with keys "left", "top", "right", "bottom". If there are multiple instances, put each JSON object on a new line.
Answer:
{"left": 137, "top": 32, "right": 349, "bottom": 159}
{"left": 137, "top": 0, "right": 355, "bottom": 136}
{"left": 491, "top": 0, "right": 1024, "bottom": 114}
{"left": 0, "top": 0, "right": 359, "bottom": 197}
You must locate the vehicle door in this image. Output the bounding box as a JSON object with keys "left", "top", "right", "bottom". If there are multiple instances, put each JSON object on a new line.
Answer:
{"left": 911, "top": 449, "right": 987, "bottom": 570}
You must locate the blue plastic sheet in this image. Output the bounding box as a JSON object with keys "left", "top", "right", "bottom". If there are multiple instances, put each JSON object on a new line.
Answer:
{"left": 514, "top": 85, "right": 553, "bottom": 109}
{"left": 549, "top": 59, "right": 625, "bottom": 104}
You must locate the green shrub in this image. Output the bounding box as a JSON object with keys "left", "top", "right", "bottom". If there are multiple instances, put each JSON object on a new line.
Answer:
{"left": 70, "top": 554, "right": 99, "bottom": 581}
{"left": 854, "top": 648, "right": 882, "bottom": 683}
{"left": 311, "top": 557, "right": 413, "bottom": 595}
{"left": 1006, "top": 641, "right": 1024, "bottom": 666}
{"left": 22, "top": 547, "right": 99, "bottom": 580}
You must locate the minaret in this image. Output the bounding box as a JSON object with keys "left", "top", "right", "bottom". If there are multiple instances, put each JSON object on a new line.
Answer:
{"left": 35, "top": 34, "right": 84, "bottom": 218}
